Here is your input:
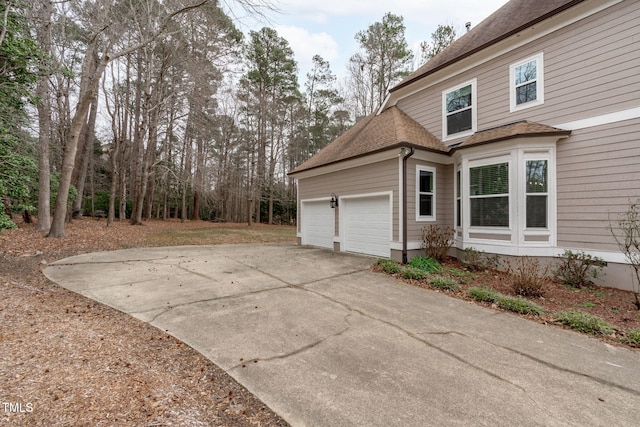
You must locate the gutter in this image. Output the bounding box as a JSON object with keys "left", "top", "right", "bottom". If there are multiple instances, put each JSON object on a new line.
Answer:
{"left": 401, "top": 146, "right": 415, "bottom": 264}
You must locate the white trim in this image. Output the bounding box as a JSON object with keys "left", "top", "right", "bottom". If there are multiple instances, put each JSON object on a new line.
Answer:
{"left": 509, "top": 52, "right": 544, "bottom": 112}
{"left": 554, "top": 106, "right": 640, "bottom": 131}
{"left": 415, "top": 165, "right": 436, "bottom": 222}
{"left": 442, "top": 78, "right": 477, "bottom": 142}
{"left": 398, "top": 155, "right": 404, "bottom": 244}
{"left": 383, "top": 0, "right": 623, "bottom": 110}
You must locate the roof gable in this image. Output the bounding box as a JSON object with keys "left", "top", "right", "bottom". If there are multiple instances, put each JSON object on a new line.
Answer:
{"left": 392, "top": 0, "right": 583, "bottom": 93}
{"left": 290, "top": 106, "right": 447, "bottom": 174}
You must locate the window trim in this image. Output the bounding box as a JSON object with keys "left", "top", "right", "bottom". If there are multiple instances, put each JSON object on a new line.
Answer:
{"left": 509, "top": 52, "right": 544, "bottom": 112}
{"left": 416, "top": 165, "right": 436, "bottom": 222}
{"left": 442, "top": 78, "right": 477, "bottom": 142}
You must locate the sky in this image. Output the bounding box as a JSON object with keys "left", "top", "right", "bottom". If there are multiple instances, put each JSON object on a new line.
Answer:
{"left": 226, "top": 0, "right": 509, "bottom": 83}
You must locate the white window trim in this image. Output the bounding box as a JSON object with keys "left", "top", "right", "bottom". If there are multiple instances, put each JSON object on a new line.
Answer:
{"left": 458, "top": 143, "right": 557, "bottom": 250}
{"left": 442, "top": 78, "right": 477, "bottom": 142}
{"left": 416, "top": 165, "right": 436, "bottom": 222}
{"left": 509, "top": 52, "right": 544, "bottom": 112}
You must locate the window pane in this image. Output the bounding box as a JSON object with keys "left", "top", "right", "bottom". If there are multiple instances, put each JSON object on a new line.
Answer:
{"left": 515, "top": 60, "right": 536, "bottom": 85}
{"left": 447, "top": 109, "right": 472, "bottom": 135}
{"left": 470, "top": 197, "right": 509, "bottom": 227}
{"left": 419, "top": 170, "right": 433, "bottom": 193}
{"left": 456, "top": 170, "right": 461, "bottom": 197}
{"left": 456, "top": 199, "right": 461, "bottom": 227}
{"left": 469, "top": 163, "right": 509, "bottom": 196}
{"left": 420, "top": 194, "right": 433, "bottom": 217}
{"left": 526, "top": 160, "right": 547, "bottom": 193}
{"left": 516, "top": 81, "right": 537, "bottom": 104}
{"left": 526, "top": 195, "right": 547, "bottom": 228}
{"left": 446, "top": 85, "right": 472, "bottom": 113}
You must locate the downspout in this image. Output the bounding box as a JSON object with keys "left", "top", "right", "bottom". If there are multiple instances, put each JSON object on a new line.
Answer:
{"left": 402, "top": 146, "right": 414, "bottom": 264}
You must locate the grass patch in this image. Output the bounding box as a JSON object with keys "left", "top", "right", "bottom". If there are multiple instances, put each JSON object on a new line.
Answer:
{"left": 376, "top": 259, "right": 403, "bottom": 274}
{"left": 468, "top": 287, "right": 502, "bottom": 303}
{"left": 446, "top": 267, "right": 477, "bottom": 281}
{"left": 409, "top": 256, "right": 442, "bottom": 273}
{"left": 403, "top": 267, "right": 430, "bottom": 280}
{"left": 621, "top": 329, "right": 640, "bottom": 346}
{"left": 468, "top": 287, "right": 543, "bottom": 315}
{"left": 143, "top": 224, "right": 296, "bottom": 246}
{"left": 497, "top": 296, "right": 544, "bottom": 316}
{"left": 555, "top": 310, "right": 615, "bottom": 335}
{"left": 429, "top": 276, "right": 459, "bottom": 291}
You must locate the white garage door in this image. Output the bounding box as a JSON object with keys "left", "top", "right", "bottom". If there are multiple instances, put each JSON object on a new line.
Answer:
{"left": 301, "top": 200, "right": 334, "bottom": 249}
{"left": 343, "top": 196, "right": 390, "bottom": 257}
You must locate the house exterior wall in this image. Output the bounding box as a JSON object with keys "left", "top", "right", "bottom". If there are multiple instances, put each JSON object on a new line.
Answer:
{"left": 397, "top": 0, "right": 639, "bottom": 140}
{"left": 297, "top": 158, "right": 400, "bottom": 245}
{"left": 394, "top": 0, "right": 640, "bottom": 257}
{"left": 404, "top": 158, "right": 454, "bottom": 249}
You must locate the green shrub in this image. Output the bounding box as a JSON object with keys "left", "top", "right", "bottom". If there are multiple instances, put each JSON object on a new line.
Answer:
{"left": 621, "top": 329, "right": 640, "bottom": 346}
{"left": 461, "top": 247, "right": 500, "bottom": 271}
{"left": 507, "top": 256, "right": 548, "bottom": 297}
{"left": 409, "top": 256, "right": 442, "bottom": 273}
{"left": 376, "top": 259, "right": 402, "bottom": 274}
{"left": 403, "top": 267, "right": 429, "bottom": 280}
{"left": 468, "top": 286, "right": 501, "bottom": 303}
{"left": 555, "top": 310, "right": 615, "bottom": 335}
{"left": 430, "top": 276, "right": 459, "bottom": 291}
{"left": 497, "top": 296, "right": 544, "bottom": 316}
{"left": 553, "top": 250, "right": 606, "bottom": 288}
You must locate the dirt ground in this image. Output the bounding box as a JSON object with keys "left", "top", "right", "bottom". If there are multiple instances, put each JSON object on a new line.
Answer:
{"left": 1, "top": 218, "right": 294, "bottom": 427}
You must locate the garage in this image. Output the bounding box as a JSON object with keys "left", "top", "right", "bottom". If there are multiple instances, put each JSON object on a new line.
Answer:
{"left": 341, "top": 195, "right": 391, "bottom": 257}
{"left": 301, "top": 200, "right": 334, "bottom": 249}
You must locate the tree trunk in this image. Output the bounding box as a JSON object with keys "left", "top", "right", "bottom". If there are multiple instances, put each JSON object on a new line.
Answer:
{"left": 48, "top": 48, "right": 107, "bottom": 237}
{"left": 35, "top": 0, "right": 53, "bottom": 232}
{"left": 72, "top": 97, "right": 98, "bottom": 219}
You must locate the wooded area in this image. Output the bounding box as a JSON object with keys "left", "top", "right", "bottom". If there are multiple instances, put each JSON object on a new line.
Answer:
{"left": 0, "top": 0, "right": 454, "bottom": 236}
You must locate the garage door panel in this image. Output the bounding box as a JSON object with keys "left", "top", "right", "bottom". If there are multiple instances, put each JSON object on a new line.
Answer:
{"left": 343, "top": 196, "right": 390, "bottom": 258}
{"left": 301, "top": 201, "right": 334, "bottom": 249}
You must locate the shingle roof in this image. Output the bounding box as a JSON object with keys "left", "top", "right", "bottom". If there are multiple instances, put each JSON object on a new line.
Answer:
{"left": 452, "top": 121, "right": 571, "bottom": 150}
{"left": 392, "top": 0, "right": 583, "bottom": 93}
{"left": 290, "top": 106, "right": 448, "bottom": 174}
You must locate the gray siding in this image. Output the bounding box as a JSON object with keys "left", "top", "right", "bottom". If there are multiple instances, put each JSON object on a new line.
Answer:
{"left": 398, "top": 0, "right": 640, "bottom": 140}
{"left": 298, "top": 159, "right": 400, "bottom": 240}
{"left": 405, "top": 159, "right": 454, "bottom": 243}
{"left": 557, "top": 119, "right": 640, "bottom": 251}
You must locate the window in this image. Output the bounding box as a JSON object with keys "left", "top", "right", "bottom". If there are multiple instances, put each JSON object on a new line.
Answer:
{"left": 510, "top": 53, "right": 544, "bottom": 111}
{"left": 469, "top": 162, "right": 509, "bottom": 227}
{"left": 443, "top": 79, "right": 477, "bottom": 139}
{"left": 525, "top": 160, "right": 548, "bottom": 228}
{"left": 416, "top": 166, "right": 435, "bottom": 221}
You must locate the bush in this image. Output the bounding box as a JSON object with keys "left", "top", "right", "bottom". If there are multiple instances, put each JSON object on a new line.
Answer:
{"left": 422, "top": 225, "right": 454, "bottom": 261}
{"left": 403, "top": 267, "right": 429, "bottom": 280}
{"left": 497, "top": 296, "right": 544, "bottom": 316}
{"left": 621, "top": 329, "right": 640, "bottom": 346}
{"left": 468, "top": 286, "right": 501, "bottom": 303}
{"left": 409, "top": 256, "right": 442, "bottom": 273}
{"left": 555, "top": 310, "right": 615, "bottom": 335}
{"left": 429, "top": 276, "right": 459, "bottom": 291}
{"left": 461, "top": 247, "right": 500, "bottom": 271}
{"left": 553, "top": 250, "right": 606, "bottom": 288}
{"left": 507, "top": 257, "right": 548, "bottom": 297}
{"left": 376, "top": 259, "right": 402, "bottom": 274}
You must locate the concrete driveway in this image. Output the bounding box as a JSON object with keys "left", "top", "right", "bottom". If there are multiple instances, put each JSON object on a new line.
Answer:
{"left": 44, "top": 244, "right": 640, "bottom": 426}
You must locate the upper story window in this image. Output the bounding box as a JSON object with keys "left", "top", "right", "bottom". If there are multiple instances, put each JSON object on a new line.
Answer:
{"left": 510, "top": 52, "right": 544, "bottom": 112}
{"left": 416, "top": 165, "right": 436, "bottom": 221}
{"left": 443, "top": 79, "right": 477, "bottom": 141}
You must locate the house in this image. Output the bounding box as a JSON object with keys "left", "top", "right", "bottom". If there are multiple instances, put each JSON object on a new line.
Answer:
{"left": 288, "top": 0, "right": 640, "bottom": 291}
